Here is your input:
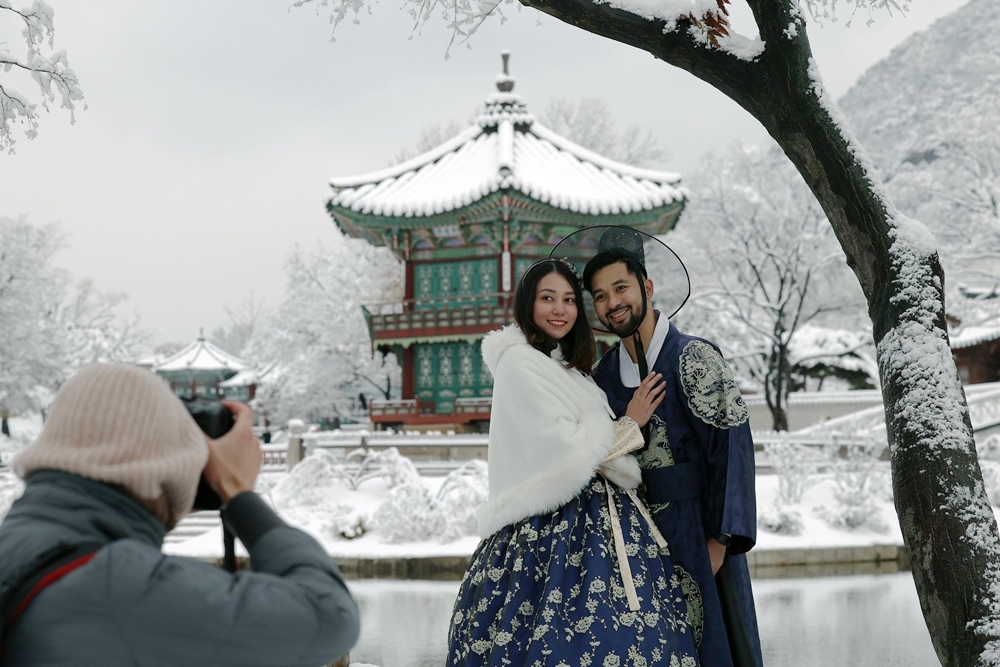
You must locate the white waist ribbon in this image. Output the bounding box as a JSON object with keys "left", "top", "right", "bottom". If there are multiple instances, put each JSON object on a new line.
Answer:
{"left": 598, "top": 416, "right": 668, "bottom": 612}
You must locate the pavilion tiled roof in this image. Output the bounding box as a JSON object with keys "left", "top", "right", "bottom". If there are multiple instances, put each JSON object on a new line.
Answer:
{"left": 154, "top": 336, "right": 250, "bottom": 373}
{"left": 328, "top": 81, "right": 684, "bottom": 220}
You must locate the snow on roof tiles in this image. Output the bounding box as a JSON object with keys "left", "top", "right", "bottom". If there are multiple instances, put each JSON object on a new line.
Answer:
{"left": 328, "top": 91, "right": 684, "bottom": 219}
{"left": 154, "top": 337, "right": 250, "bottom": 373}
{"left": 950, "top": 322, "right": 1000, "bottom": 349}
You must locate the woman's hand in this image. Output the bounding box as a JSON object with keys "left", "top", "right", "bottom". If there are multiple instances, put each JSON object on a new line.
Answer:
{"left": 625, "top": 372, "right": 666, "bottom": 428}
{"left": 202, "top": 400, "right": 262, "bottom": 503}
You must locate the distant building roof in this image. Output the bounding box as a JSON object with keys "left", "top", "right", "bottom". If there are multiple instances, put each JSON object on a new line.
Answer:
{"left": 219, "top": 363, "right": 276, "bottom": 388}
{"left": 154, "top": 336, "right": 250, "bottom": 374}
{"left": 951, "top": 322, "right": 1000, "bottom": 350}
{"left": 949, "top": 285, "right": 1000, "bottom": 349}
{"left": 327, "top": 58, "right": 684, "bottom": 221}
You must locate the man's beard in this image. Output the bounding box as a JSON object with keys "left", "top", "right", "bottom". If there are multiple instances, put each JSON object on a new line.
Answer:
{"left": 602, "top": 305, "right": 644, "bottom": 338}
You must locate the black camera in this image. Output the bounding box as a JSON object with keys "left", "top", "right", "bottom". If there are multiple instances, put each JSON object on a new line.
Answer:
{"left": 181, "top": 397, "right": 234, "bottom": 511}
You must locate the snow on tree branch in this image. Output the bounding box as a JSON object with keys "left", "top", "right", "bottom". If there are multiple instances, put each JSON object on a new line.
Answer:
{"left": 672, "top": 142, "right": 871, "bottom": 429}
{"left": 0, "top": 0, "right": 83, "bottom": 152}
{"left": 799, "top": 0, "right": 909, "bottom": 27}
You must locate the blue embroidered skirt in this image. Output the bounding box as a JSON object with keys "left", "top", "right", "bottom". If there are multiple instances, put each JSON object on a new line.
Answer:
{"left": 447, "top": 476, "right": 700, "bottom": 667}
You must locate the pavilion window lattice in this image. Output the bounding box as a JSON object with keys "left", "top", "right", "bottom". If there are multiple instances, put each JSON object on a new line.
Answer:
{"left": 414, "top": 341, "right": 493, "bottom": 414}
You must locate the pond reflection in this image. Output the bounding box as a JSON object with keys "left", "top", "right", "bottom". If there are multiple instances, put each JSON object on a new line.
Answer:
{"left": 348, "top": 572, "right": 937, "bottom": 667}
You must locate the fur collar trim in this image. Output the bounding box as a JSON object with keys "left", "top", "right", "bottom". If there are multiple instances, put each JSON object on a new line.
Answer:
{"left": 481, "top": 324, "right": 529, "bottom": 375}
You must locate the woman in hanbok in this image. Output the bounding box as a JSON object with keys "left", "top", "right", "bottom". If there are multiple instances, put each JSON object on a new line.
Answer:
{"left": 447, "top": 258, "right": 700, "bottom": 667}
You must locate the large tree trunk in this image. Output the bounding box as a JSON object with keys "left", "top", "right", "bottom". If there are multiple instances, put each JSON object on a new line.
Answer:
{"left": 518, "top": 0, "right": 1000, "bottom": 662}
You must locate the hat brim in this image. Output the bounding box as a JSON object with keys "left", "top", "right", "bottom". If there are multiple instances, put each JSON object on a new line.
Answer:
{"left": 549, "top": 225, "right": 690, "bottom": 334}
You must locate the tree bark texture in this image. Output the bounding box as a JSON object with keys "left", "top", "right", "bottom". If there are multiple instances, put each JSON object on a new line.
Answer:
{"left": 516, "top": 0, "right": 1000, "bottom": 663}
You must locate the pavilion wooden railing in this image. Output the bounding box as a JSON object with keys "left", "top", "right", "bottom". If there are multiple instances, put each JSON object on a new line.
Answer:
{"left": 369, "top": 397, "right": 493, "bottom": 424}
{"left": 361, "top": 293, "right": 514, "bottom": 341}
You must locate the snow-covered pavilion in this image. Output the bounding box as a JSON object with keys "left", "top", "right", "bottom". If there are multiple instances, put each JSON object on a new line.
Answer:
{"left": 950, "top": 287, "right": 1000, "bottom": 385}
{"left": 153, "top": 334, "right": 251, "bottom": 399}
{"left": 327, "top": 53, "right": 686, "bottom": 428}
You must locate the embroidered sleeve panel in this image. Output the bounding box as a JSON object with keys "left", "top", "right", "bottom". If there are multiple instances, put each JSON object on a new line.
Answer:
{"left": 678, "top": 340, "right": 749, "bottom": 429}
{"left": 605, "top": 416, "right": 645, "bottom": 462}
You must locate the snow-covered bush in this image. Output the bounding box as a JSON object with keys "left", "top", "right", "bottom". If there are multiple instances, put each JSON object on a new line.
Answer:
{"left": 435, "top": 460, "right": 488, "bottom": 542}
{"left": 979, "top": 462, "right": 1000, "bottom": 507}
{"left": 976, "top": 436, "right": 1000, "bottom": 506}
{"left": 765, "top": 441, "right": 821, "bottom": 505}
{"left": 326, "top": 446, "right": 421, "bottom": 492}
{"left": 814, "top": 443, "right": 887, "bottom": 532}
{"left": 758, "top": 440, "right": 820, "bottom": 535}
{"left": 758, "top": 504, "right": 804, "bottom": 535}
{"left": 327, "top": 504, "right": 369, "bottom": 539}
{"left": 372, "top": 481, "right": 445, "bottom": 543}
{"left": 271, "top": 449, "right": 345, "bottom": 508}
{"left": 0, "top": 471, "right": 25, "bottom": 522}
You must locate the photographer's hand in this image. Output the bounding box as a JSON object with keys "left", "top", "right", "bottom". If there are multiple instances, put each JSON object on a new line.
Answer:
{"left": 203, "top": 400, "right": 262, "bottom": 503}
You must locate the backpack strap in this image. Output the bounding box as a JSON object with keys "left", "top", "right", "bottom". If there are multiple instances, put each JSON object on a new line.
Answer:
{"left": 1, "top": 542, "right": 103, "bottom": 639}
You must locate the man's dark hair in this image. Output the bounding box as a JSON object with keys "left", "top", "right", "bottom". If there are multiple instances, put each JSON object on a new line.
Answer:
{"left": 514, "top": 259, "right": 596, "bottom": 374}
{"left": 583, "top": 249, "right": 647, "bottom": 294}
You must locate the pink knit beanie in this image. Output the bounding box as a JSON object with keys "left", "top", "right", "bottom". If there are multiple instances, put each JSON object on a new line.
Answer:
{"left": 13, "top": 364, "right": 209, "bottom": 525}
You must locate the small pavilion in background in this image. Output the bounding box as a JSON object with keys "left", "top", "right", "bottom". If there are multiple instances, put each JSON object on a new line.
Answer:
{"left": 327, "top": 53, "right": 686, "bottom": 430}
{"left": 152, "top": 333, "right": 254, "bottom": 400}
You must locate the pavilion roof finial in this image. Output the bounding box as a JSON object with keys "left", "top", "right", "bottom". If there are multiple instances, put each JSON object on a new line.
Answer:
{"left": 496, "top": 50, "right": 514, "bottom": 93}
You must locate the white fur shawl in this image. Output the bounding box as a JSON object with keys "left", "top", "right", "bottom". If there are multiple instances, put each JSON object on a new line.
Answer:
{"left": 476, "top": 325, "right": 640, "bottom": 538}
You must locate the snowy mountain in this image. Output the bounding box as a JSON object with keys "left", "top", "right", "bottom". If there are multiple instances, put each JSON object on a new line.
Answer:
{"left": 840, "top": 0, "right": 999, "bottom": 176}
{"left": 839, "top": 0, "right": 1000, "bottom": 293}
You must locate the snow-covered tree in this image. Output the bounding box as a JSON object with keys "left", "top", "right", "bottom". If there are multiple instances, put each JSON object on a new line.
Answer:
{"left": 0, "top": 1, "right": 83, "bottom": 152}
{"left": 247, "top": 236, "right": 403, "bottom": 425}
{"left": 887, "top": 94, "right": 1000, "bottom": 289}
{"left": 538, "top": 97, "right": 667, "bottom": 167}
{"left": 0, "top": 217, "right": 65, "bottom": 434}
{"left": 674, "top": 143, "right": 871, "bottom": 430}
{"left": 210, "top": 292, "right": 264, "bottom": 357}
{"left": 299, "top": 0, "right": 1000, "bottom": 659}
{"left": 0, "top": 217, "right": 144, "bottom": 434}
{"left": 392, "top": 119, "right": 465, "bottom": 165}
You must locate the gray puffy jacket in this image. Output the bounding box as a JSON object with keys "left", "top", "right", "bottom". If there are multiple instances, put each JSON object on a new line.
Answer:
{"left": 0, "top": 470, "right": 359, "bottom": 666}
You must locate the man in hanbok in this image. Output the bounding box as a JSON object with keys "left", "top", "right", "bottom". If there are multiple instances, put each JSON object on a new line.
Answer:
{"left": 581, "top": 227, "right": 763, "bottom": 667}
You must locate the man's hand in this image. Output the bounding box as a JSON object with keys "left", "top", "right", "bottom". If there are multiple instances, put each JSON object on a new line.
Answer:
{"left": 707, "top": 537, "right": 727, "bottom": 576}
{"left": 202, "top": 400, "right": 262, "bottom": 504}
{"left": 625, "top": 372, "right": 666, "bottom": 428}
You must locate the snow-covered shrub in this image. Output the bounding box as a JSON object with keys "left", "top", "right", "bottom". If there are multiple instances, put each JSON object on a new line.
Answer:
{"left": 868, "top": 461, "right": 894, "bottom": 503}
{"left": 372, "top": 481, "right": 444, "bottom": 543}
{"left": 758, "top": 440, "right": 818, "bottom": 535}
{"left": 979, "top": 434, "right": 1000, "bottom": 462}
{"left": 369, "top": 447, "right": 420, "bottom": 488}
{"left": 758, "top": 504, "right": 803, "bottom": 535}
{"left": 271, "top": 449, "right": 345, "bottom": 508}
{"left": 0, "top": 472, "right": 25, "bottom": 522}
{"left": 814, "top": 443, "right": 887, "bottom": 532}
{"left": 765, "top": 441, "right": 821, "bottom": 505}
{"left": 974, "top": 436, "right": 1000, "bottom": 506}
{"left": 435, "top": 459, "right": 488, "bottom": 542}
{"left": 327, "top": 504, "right": 368, "bottom": 539}
{"left": 329, "top": 446, "right": 421, "bottom": 491}
{"left": 979, "top": 461, "right": 1000, "bottom": 506}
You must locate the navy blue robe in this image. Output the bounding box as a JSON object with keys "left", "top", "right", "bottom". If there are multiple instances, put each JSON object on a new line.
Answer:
{"left": 594, "top": 319, "right": 763, "bottom": 667}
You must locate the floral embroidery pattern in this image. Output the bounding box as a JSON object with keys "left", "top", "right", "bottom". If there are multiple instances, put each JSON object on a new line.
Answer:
{"left": 678, "top": 340, "right": 748, "bottom": 429}
{"left": 448, "top": 477, "right": 699, "bottom": 666}
{"left": 675, "top": 566, "right": 704, "bottom": 647}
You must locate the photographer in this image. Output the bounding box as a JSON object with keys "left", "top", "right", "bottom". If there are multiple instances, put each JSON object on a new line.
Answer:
{"left": 0, "top": 363, "right": 359, "bottom": 666}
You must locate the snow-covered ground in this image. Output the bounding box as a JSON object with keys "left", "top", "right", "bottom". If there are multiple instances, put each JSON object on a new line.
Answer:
{"left": 160, "top": 466, "right": 910, "bottom": 561}
{"left": 2, "top": 435, "right": 995, "bottom": 559}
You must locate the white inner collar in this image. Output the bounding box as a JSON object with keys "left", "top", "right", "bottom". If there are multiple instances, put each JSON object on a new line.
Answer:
{"left": 618, "top": 312, "right": 669, "bottom": 388}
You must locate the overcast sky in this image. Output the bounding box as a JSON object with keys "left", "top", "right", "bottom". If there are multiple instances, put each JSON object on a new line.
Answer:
{"left": 0, "top": 0, "right": 968, "bottom": 348}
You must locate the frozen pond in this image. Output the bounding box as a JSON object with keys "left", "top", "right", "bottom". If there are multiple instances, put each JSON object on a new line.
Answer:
{"left": 347, "top": 572, "right": 937, "bottom": 667}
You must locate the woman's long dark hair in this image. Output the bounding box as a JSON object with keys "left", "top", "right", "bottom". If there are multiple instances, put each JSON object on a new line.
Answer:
{"left": 514, "top": 259, "right": 596, "bottom": 374}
